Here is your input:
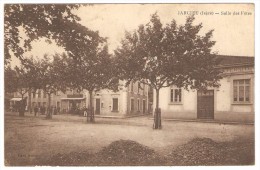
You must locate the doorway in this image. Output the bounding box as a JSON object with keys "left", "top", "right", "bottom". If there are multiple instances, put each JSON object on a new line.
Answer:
{"left": 95, "top": 98, "right": 101, "bottom": 115}
{"left": 143, "top": 100, "right": 146, "bottom": 113}
{"left": 197, "top": 90, "right": 214, "bottom": 119}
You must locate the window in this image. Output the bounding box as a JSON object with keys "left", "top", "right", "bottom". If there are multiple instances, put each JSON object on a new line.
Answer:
{"left": 143, "top": 84, "right": 146, "bottom": 95}
{"left": 143, "top": 100, "right": 146, "bottom": 113}
{"left": 43, "top": 91, "right": 46, "bottom": 98}
{"left": 170, "top": 88, "right": 182, "bottom": 103}
{"left": 32, "top": 92, "right": 36, "bottom": 98}
{"left": 57, "top": 102, "right": 60, "bottom": 108}
{"left": 137, "top": 99, "right": 140, "bottom": 111}
{"left": 131, "top": 82, "right": 134, "bottom": 92}
{"left": 38, "top": 90, "right": 41, "bottom": 98}
{"left": 130, "top": 98, "right": 134, "bottom": 112}
{"left": 112, "top": 98, "right": 119, "bottom": 111}
{"left": 140, "top": 100, "right": 142, "bottom": 112}
{"left": 138, "top": 83, "right": 140, "bottom": 94}
{"left": 233, "top": 79, "right": 250, "bottom": 102}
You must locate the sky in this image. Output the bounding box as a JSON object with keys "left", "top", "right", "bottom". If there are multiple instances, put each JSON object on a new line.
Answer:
{"left": 11, "top": 3, "right": 255, "bottom": 66}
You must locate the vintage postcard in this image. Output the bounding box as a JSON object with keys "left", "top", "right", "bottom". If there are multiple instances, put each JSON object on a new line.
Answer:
{"left": 1, "top": 1, "right": 257, "bottom": 168}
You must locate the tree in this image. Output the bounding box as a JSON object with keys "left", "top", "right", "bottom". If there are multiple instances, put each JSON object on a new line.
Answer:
{"left": 115, "top": 14, "right": 222, "bottom": 129}
{"left": 4, "top": 60, "right": 41, "bottom": 116}
{"left": 64, "top": 44, "right": 119, "bottom": 122}
{"left": 4, "top": 4, "right": 97, "bottom": 65}
{"left": 37, "top": 54, "right": 67, "bottom": 119}
{"left": 4, "top": 66, "right": 18, "bottom": 94}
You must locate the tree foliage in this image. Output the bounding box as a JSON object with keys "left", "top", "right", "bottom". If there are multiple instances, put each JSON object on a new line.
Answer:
{"left": 34, "top": 54, "right": 69, "bottom": 119}
{"left": 115, "top": 13, "right": 222, "bottom": 129}
{"left": 37, "top": 54, "right": 67, "bottom": 95}
{"left": 4, "top": 58, "right": 41, "bottom": 116}
{"left": 4, "top": 59, "right": 41, "bottom": 95}
{"left": 63, "top": 41, "right": 119, "bottom": 122}
{"left": 5, "top": 3, "right": 114, "bottom": 120}
{"left": 4, "top": 4, "right": 101, "bottom": 64}
{"left": 65, "top": 45, "right": 119, "bottom": 93}
{"left": 115, "top": 14, "right": 221, "bottom": 90}
{"left": 4, "top": 66, "right": 18, "bottom": 94}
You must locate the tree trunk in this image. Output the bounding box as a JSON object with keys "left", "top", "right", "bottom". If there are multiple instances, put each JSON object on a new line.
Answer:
{"left": 154, "top": 89, "right": 161, "bottom": 129}
{"left": 19, "top": 94, "right": 25, "bottom": 117}
{"left": 46, "top": 93, "right": 52, "bottom": 119}
{"left": 28, "top": 89, "right": 32, "bottom": 114}
{"left": 88, "top": 90, "right": 95, "bottom": 123}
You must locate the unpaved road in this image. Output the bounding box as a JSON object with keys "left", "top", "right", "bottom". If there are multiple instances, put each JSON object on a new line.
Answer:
{"left": 4, "top": 112, "right": 254, "bottom": 166}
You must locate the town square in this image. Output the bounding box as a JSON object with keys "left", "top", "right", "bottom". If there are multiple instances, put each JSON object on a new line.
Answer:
{"left": 2, "top": 3, "right": 256, "bottom": 167}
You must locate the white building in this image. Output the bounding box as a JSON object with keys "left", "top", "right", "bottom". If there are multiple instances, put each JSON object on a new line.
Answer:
{"left": 153, "top": 55, "right": 254, "bottom": 123}
{"left": 11, "top": 81, "right": 150, "bottom": 117}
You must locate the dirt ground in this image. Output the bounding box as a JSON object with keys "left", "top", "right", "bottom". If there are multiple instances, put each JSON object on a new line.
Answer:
{"left": 4, "top": 112, "right": 254, "bottom": 166}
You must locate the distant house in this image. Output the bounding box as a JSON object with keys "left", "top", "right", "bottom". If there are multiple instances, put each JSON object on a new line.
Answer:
{"left": 28, "top": 89, "right": 86, "bottom": 114}
{"left": 11, "top": 81, "right": 150, "bottom": 117}
{"left": 154, "top": 55, "right": 254, "bottom": 123}
{"left": 8, "top": 91, "right": 28, "bottom": 112}
{"left": 88, "top": 81, "right": 149, "bottom": 117}
{"left": 5, "top": 92, "right": 15, "bottom": 111}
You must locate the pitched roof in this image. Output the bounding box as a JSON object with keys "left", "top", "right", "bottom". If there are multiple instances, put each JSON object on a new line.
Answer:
{"left": 216, "top": 55, "right": 254, "bottom": 67}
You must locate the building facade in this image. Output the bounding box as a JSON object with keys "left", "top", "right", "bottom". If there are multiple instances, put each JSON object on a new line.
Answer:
{"left": 154, "top": 55, "right": 254, "bottom": 123}
{"left": 11, "top": 81, "right": 149, "bottom": 117}
{"left": 85, "top": 81, "right": 149, "bottom": 116}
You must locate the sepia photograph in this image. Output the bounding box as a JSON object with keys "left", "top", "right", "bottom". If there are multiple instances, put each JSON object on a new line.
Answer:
{"left": 1, "top": 1, "right": 257, "bottom": 168}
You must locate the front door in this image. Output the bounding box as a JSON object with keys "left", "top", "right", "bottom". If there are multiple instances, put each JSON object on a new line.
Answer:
{"left": 197, "top": 90, "right": 214, "bottom": 119}
{"left": 95, "top": 99, "right": 100, "bottom": 115}
{"left": 143, "top": 100, "right": 146, "bottom": 113}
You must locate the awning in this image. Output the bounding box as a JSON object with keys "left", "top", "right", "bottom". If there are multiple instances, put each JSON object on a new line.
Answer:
{"left": 61, "top": 98, "right": 85, "bottom": 100}
{"left": 10, "top": 98, "right": 23, "bottom": 101}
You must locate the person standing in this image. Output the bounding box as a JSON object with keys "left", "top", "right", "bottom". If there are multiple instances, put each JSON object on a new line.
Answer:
{"left": 42, "top": 106, "right": 46, "bottom": 115}
{"left": 34, "top": 106, "right": 38, "bottom": 116}
{"left": 83, "top": 107, "right": 87, "bottom": 117}
{"left": 57, "top": 106, "right": 60, "bottom": 114}
{"left": 54, "top": 107, "right": 57, "bottom": 115}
